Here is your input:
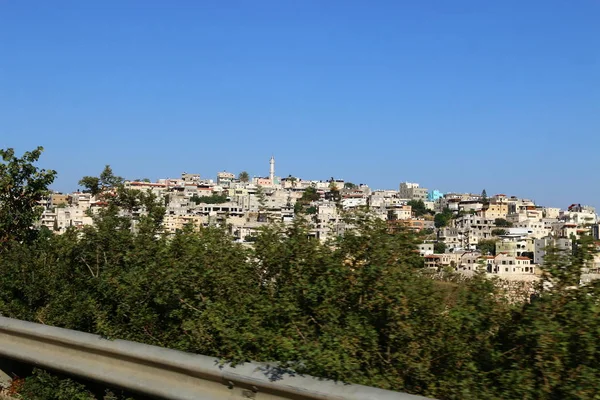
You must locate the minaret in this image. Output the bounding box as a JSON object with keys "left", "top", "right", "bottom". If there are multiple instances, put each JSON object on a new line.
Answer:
{"left": 269, "top": 155, "right": 275, "bottom": 182}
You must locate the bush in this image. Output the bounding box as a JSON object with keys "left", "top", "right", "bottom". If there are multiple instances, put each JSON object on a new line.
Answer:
{"left": 5, "top": 147, "right": 600, "bottom": 399}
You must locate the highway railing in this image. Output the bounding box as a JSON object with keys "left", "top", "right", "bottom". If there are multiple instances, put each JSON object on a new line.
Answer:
{"left": 0, "top": 316, "right": 432, "bottom": 399}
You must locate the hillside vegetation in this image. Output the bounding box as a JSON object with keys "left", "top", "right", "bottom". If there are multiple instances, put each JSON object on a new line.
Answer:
{"left": 2, "top": 148, "right": 600, "bottom": 400}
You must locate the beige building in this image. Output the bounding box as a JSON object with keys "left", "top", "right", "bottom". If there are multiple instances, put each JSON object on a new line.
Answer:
{"left": 163, "top": 215, "right": 205, "bottom": 233}
{"left": 480, "top": 202, "right": 508, "bottom": 219}
{"left": 438, "top": 227, "right": 462, "bottom": 250}
{"left": 418, "top": 242, "right": 434, "bottom": 256}
{"left": 399, "top": 182, "right": 428, "bottom": 201}
{"left": 491, "top": 254, "right": 535, "bottom": 275}
{"left": 50, "top": 193, "right": 70, "bottom": 207}
{"left": 217, "top": 171, "right": 236, "bottom": 185}
{"left": 386, "top": 204, "right": 412, "bottom": 220}
{"left": 423, "top": 252, "right": 462, "bottom": 269}
{"left": 459, "top": 252, "right": 484, "bottom": 272}
{"left": 39, "top": 192, "right": 96, "bottom": 233}
{"left": 496, "top": 236, "right": 534, "bottom": 257}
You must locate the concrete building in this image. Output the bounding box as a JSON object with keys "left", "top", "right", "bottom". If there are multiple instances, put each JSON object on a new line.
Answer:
{"left": 559, "top": 204, "right": 597, "bottom": 225}
{"left": 543, "top": 207, "right": 561, "bottom": 219}
{"left": 342, "top": 198, "right": 368, "bottom": 210}
{"left": 417, "top": 242, "right": 434, "bottom": 256}
{"left": 480, "top": 201, "right": 509, "bottom": 220}
{"left": 427, "top": 189, "right": 444, "bottom": 202}
{"left": 496, "top": 236, "right": 533, "bottom": 258}
{"left": 386, "top": 204, "right": 412, "bottom": 220}
{"left": 181, "top": 173, "right": 201, "bottom": 184}
{"left": 217, "top": 171, "right": 236, "bottom": 185}
{"left": 50, "top": 193, "right": 69, "bottom": 207}
{"left": 534, "top": 236, "right": 572, "bottom": 265}
{"left": 438, "top": 227, "right": 462, "bottom": 251}
{"left": 399, "top": 182, "right": 428, "bottom": 201}
{"left": 423, "top": 252, "right": 462, "bottom": 269}
{"left": 491, "top": 253, "right": 535, "bottom": 275}
{"left": 459, "top": 200, "right": 484, "bottom": 213}
{"left": 592, "top": 224, "right": 600, "bottom": 240}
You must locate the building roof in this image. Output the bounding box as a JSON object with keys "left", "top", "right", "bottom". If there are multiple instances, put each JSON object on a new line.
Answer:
{"left": 129, "top": 182, "right": 166, "bottom": 187}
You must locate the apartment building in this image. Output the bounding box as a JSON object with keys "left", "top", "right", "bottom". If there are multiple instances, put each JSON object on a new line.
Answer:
{"left": 534, "top": 236, "right": 572, "bottom": 265}
{"left": 480, "top": 201, "right": 509, "bottom": 219}
{"left": 399, "top": 182, "right": 428, "bottom": 201}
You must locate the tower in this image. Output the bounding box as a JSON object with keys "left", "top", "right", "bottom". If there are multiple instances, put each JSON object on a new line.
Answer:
{"left": 269, "top": 156, "right": 275, "bottom": 182}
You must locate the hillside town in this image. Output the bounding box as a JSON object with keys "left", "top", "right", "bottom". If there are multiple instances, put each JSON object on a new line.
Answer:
{"left": 38, "top": 156, "right": 600, "bottom": 283}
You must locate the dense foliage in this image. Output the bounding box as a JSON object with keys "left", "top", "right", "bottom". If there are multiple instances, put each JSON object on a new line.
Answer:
{"left": 407, "top": 200, "right": 433, "bottom": 218}
{"left": 434, "top": 208, "right": 453, "bottom": 228}
{"left": 190, "top": 193, "right": 228, "bottom": 204}
{"left": 477, "top": 239, "right": 498, "bottom": 256}
{"left": 2, "top": 148, "right": 600, "bottom": 400}
{"left": 0, "top": 147, "right": 56, "bottom": 243}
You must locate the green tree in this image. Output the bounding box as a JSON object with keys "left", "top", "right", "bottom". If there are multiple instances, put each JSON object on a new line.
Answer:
{"left": 294, "top": 186, "right": 320, "bottom": 215}
{"left": 301, "top": 186, "right": 320, "bottom": 203}
{"left": 255, "top": 185, "right": 268, "bottom": 222}
{"left": 99, "top": 165, "right": 123, "bottom": 187}
{"left": 494, "top": 218, "right": 512, "bottom": 227}
{"left": 12, "top": 153, "right": 600, "bottom": 400}
{"left": 79, "top": 165, "right": 123, "bottom": 196}
{"left": 305, "top": 206, "right": 317, "bottom": 214}
{"left": 293, "top": 201, "right": 303, "bottom": 215}
{"left": 238, "top": 171, "right": 250, "bottom": 183}
{"left": 421, "top": 227, "right": 435, "bottom": 236}
{"left": 77, "top": 176, "right": 100, "bottom": 196}
{"left": 477, "top": 239, "right": 497, "bottom": 255}
{"left": 491, "top": 228, "right": 507, "bottom": 236}
{"left": 190, "top": 193, "right": 228, "bottom": 204}
{"left": 491, "top": 235, "right": 600, "bottom": 399}
{"left": 256, "top": 185, "right": 267, "bottom": 208}
{"left": 0, "top": 147, "right": 56, "bottom": 244}
{"left": 434, "top": 241, "right": 447, "bottom": 254}
{"left": 344, "top": 182, "right": 357, "bottom": 189}
{"left": 434, "top": 208, "right": 453, "bottom": 228}
{"left": 327, "top": 181, "right": 341, "bottom": 205}
{"left": 407, "top": 199, "right": 431, "bottom": 217}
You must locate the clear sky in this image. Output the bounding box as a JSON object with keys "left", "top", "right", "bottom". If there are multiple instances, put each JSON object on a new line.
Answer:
{"left": 1, "top": 1, "right": 599, "bottom": 208}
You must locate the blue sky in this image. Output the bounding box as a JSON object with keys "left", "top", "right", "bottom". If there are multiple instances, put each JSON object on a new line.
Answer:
{"left": 1, "top": 1, "right": 599, "bottom": 208}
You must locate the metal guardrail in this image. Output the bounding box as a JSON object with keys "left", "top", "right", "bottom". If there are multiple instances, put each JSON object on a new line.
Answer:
{"left": 0, "top": 316, "right": 432, "bottom": 400}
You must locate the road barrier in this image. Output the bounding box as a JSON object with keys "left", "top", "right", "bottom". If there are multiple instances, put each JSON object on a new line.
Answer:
{"left": 0, "top": 316, "right": 432, "bottom": 399}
